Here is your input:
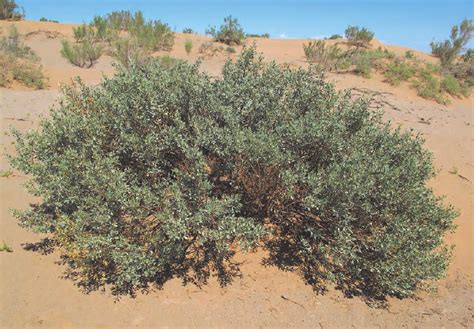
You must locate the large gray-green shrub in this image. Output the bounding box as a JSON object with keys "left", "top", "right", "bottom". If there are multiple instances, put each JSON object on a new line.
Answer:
{"left": 11, "top": 47, "right": 456, "bottom": 302}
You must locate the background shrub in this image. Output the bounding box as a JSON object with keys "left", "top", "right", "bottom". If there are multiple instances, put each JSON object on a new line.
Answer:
{"left": 111, "top": 37, "right": 149, "bottom": 69}
{"left": 11, "top": 47, "right": 456, "bottom": 303}
{"left": 412, "top": 68, "right": 448, "bottom": 104}
{"left": 184, "top": 39, "right": 193, "bottom": 55}
{"left": 0, "top": 0, "right": 23, "bottom": 20}
{"left": 61, "top": 40, "right": 103, "bottom": 68}
{"left": 0, "top": 25, "right": 46, "bottom": 88}
{"left": 431, "top": 19, "right": 473, "bottom": 67}
{"left": 303, "top": 40, "right": 350, "bottom": 71}
{"left": 182, "top": 27, "right": 194, "bottom": 34}
{"left": 345, "top": 25, "right": 374, "bottom": 48}
{"left": 441, "top": 74, "right": 469, "bottom": 97}
{"left": 328, "top": 34, "right": 342, "bottom": 40}
{"left": 206, "top": 15, "right": 245, "bottom": 45}
{"left": 384, "top": 60, "right": 416, "bottom": 85}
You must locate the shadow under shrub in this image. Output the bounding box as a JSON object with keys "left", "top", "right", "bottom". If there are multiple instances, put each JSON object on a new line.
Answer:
{"left": 10, "top": 47, "right": 456, "bottom": 303}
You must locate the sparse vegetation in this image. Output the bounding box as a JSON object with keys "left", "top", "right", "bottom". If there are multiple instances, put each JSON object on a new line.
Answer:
{"left": 405, "top": 50, "right": 415, "bottom": 59}
{"left": 62, "top": 10, "right": 175, "bottom": 68}
{"left": 303, "top": 40, "right": 350, "bottom": 71}
{"left": 384, "top": 60, "right": 416, "bottom": 85}
{"left": 206, "top": 15, "right": 245, "bottom": 45}
{"left": 0, "top": 169, "right": 13, "bottom": 177}
{"left": 11, "top": 47, "right": 456, "bottom": 303}
{"left": 0, "top": 240, "right": 12, "bottom": 252}
{"left": 412, "top": 68, "right": 448, "bottom": 104}
{"left": 225, "top": 46, "right": 236, "bottom": 54}
{"left": 0, "top": 0, "right": 23, "bottom": 20}
{"left": 345, "top": 25, "right": 374, "bottom": 48}
{"left": 327, "top": 34, "right": 342, "bottom": 40}
{"left": 182, "top": 27, "right": 194, "bottom": 34}
{"left": 431, "top": 19, "right": 473, "bottom": 67}
{"left": 441, "top": 74, "right": 469, "bottom": 97}
{"left": 39, "top": 17, "right": 59, "bottom": 23}
{"left": 246, "top": 33, "right": 270, "bottom": 38}
{"left": 184, "top": 39, "right": 193, "bottom": 55}
{"left": 0, "top": 25, "right": 46, "bottom": 89}
{"left": 61, "top": 40, "right": 103, "bottom": 68}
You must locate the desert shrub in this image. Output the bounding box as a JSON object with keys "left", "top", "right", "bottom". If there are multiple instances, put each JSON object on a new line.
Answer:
{"left": 412, "top": 69, "right": 448, "bottom": 104}
{"left": 0, "top": 0, "right": 23, "bottom": 20}
{"left": 0, "top": 25, "right": 38, "bottom": 60}
{"left": 303, "top": 40, "right": 350, "bottom": 71}
{"left": 246, "top": 33, "right": 270, "bottom": 38}
{"left": 111, "top": 37, "right": 149, "bottom": 69}
{"left": 384, "top": 60, "right": 416, "bottom": 85}
{"left": 182, "top": 27, "right": 194, "bottom": 34}
{"left": 0, "top": 25, "right": 46, "bottom": 88}
{"left": 345, "top": 25, "right": 374, "bottom": 48}
{"left": 184, "top": 39, "right": 193, "bottom": 55}
{"left": 441, "top": 74, "right": 469, "bottom": 97}
{"left": 39, "top": 17, "right": 58, "bottom": 23}
{"left": 10, "top": 47, "right": 456, "bottom": 303}
{"left": 226, "top": 46, "right": 236, "bottom": 54}
{"left": 129, "top": 15, "right": 174, "bottom": 51}
{"left": 405, "top": 50, "right": 415, "bottom": 59}
{"left": 11, "top": 61, "right": 45, "bottom": 89}
{"left": 198, "top": 41, "right": 224, "bottom": 57}
{"left": 353, "top": 51, "right": 373, "bottom": 78}
{"left": 206, "top": 15, "right": 245, "bottom": 45}
{"left": 328, "top": 34, "right": 342, "bottom": 40}
{"left": 61, "top": 40, "right": 103, "bottom": 68}
{"left": 431, "top": 19, "right": 473, "bottom": 67}
{"left": 448, "top": 48, "right": 474, "bottom": 87}
{"left": 106, "top": 10, "right": 132, "bottom": 31}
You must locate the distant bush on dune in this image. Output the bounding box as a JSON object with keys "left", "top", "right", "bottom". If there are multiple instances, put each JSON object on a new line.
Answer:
{"left": 431, "top": 19, "right": 473, "bottom": 67}
{"left": 182, "top": 27, "right": 195, "bottom": 34}
{"left": 61, "top": 10, "right": 174, "bottom": 69}
{"left": 11, "top": 47, "right": 456, "bottom": 304}
{"left": 0, "top": 0, "right": 24, "bottom": 21}
{"left": 206, "top": 15, "right": 246, "bottom": 45}
{"left": 345, "top": 25, "right": 374, "bottom": 48}
{"left": 246, "top": 33, "right": 270, "bottom": 38}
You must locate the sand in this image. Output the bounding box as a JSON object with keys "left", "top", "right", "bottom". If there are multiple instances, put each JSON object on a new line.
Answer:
{"left": 0, "top": 20, "right": 473, "bottom": 328}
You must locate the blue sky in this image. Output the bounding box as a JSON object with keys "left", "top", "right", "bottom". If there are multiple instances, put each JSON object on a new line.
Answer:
{"left": 17, "top": 0, "right": 474, "bottom": 51}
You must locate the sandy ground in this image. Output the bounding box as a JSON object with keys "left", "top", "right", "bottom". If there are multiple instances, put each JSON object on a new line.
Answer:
{"left": 0, "top": 20, "right": 473, "bottom": 328}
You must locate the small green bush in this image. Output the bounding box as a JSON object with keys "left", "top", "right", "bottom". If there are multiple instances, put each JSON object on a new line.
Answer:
{"left": 10, "top": 47, "right": 456, "bottom": 303}
{"left": 226, "top": 46, "right": 236, "bottom": 54}
{"left": 0, "top": 0, "right": 23, "bottom": 20}
{"left": 353, "top": 51, "right": 373, "bottom": 78}
{"left": 328, "top": 34, "right": 342, "bottom": 40}
{"left": 246, "top": 33, "right": 270, "bottom": 38}
{"left": 206, "top": 15, "right": 245, "bottom": 45}
{"left": 61, "top": 40, "right": 103, "bottom": 68}
{"left": 0, "top": 25, "right": 46, "bottom": 88}
{"left": 111, "top": 37, "right": 149, "bottom": 69}
{"left": 384, "top": 60, "right": 416, "bottom": 86}
{"left": 405, "top": 50, "right": 415, "bottom": 59}
{"left": 11, "top": 62, "right": 45, "bottom": 89}
{"left": 441, "top": 74, "right": 469, "bottom": 97}
{"left": 0, "top": 25, "right": 38, "bottom": 61}
{"left": 182, "top": 27, "right": 194, "bottom": 34}
{"left": 39, "top": 17, "right": 58, "bottom": 23}
{"left": 431, "top": 19, "right": 473, "bottom": 67}
{"left": 345, "top": 25, "right": 374, "bottom": 48}
{"left": 412, "top": 69, "right": 448, "bottom": 104}
{"left": 184, "top": 39, "right": 193, "bottom": 55}
{"left": 303, "top": 40, "right": 350, "bottom": 71}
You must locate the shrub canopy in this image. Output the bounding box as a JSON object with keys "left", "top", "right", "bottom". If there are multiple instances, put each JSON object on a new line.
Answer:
{"left": 11, "top": 47, "right": 456, "bottom": 302}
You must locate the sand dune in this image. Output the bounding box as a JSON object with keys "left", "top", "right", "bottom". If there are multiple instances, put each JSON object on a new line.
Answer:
{"left": 0, "top": 20, "right": 473, "bottom": 328}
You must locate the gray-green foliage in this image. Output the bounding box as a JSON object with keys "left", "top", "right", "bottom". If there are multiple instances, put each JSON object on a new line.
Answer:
{"left": 11, "top": 47, "right": 456, "bottom": 302}
{"left": 206, "top": 15, "right": 245, "bottom": 45}
{"left": 431, "top": 19, "right": 473, "bottom": 67}
{"left": 303, "top": 40, "right": 351, "bottom": 71}
{"left": 345, "top": 25, "right": 374, "bottom": 48}
{"left": 0, "top": 25, "right": 46, "bottom": 89}
{"left": 61, "top": 40, "right": 103, "bottom": 68}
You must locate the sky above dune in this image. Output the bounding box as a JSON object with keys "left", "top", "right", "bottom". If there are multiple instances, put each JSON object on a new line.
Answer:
{"left": 17, "top": 0, "right": 473, "bottom": 52}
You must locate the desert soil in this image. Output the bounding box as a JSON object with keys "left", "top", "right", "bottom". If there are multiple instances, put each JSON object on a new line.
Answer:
{"left": 0, "top": 20, "right": 473, "bottom": 328}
